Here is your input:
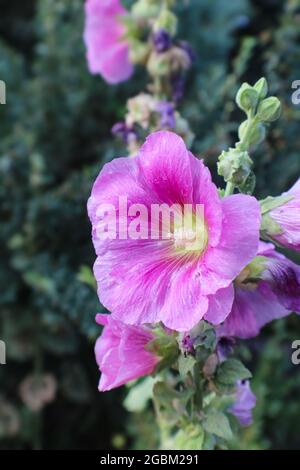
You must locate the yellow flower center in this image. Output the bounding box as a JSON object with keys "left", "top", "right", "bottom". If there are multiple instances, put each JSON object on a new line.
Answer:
{"left": 173, "top": 210, "right": 208, "bottom": 255}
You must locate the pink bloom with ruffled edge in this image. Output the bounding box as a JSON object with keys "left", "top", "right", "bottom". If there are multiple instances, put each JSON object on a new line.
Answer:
{"left": 88, "top": 131, "right": 261, "bottom": 331}
{"left": 268, "top": 178, "right": 300, "bottom": 251}
{"left": 219, "top": 241, "right": 300, "bottom": 339}
{"left": 84, "top": 0, "right": 133, "bottom": 84}
{"left": 95, "top": 314, "right": 159, "bottom": 391}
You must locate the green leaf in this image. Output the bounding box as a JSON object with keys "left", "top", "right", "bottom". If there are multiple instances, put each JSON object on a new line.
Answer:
{"left": 203, "top": 411, "right": 233, "bottom": 440}
{"left": 202, "top": 431, "right": 216, "bottom": 450}
{"left": 77, "top": 265, "right": 97, "bottom": 291}
{"left": 173, "top": 423, "right": 204, "bottom": 450}
{"left": 216, "top": 358, "right": 252, "bottom": 386}
{"left": 124, "top": 377, "right": 155, "bottom": 413}
{"left": 178, "top": 354, "right": 196, "bottom": 378}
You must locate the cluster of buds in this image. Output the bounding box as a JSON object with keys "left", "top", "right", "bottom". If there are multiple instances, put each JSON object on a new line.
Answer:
{"left": 218, "top": 78, "right": 281, "bottom": 195}
{"left": 106, "top": 0, "right": 195, "bottom": 153}
{"left": 112, "top": 92, "right": 194, "bottom": 154}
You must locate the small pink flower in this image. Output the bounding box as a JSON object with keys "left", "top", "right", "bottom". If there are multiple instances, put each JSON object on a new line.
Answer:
{"left": 95, "top": 314, "right": 159, "bottom": 391}
{"left": 229, "top": 380, "right": 256, "bottom": 427}
{"left": 88, "top": 131, "right": 261, "bottom": 331}
{"left": 266, "top": 178, "right": 300, "bottom": 251}
{"left": 84, "top": 0, "right": 133, "bottom": 84}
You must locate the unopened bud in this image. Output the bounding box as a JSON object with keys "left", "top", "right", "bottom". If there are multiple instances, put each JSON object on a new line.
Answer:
{"left": 218, "top": 148, "right": 253, "bottom": 186}
{"left": 236, "top": 83, "right": 259, "bottom": 113}
{"left": 238, "top": 120, "right": 266, "bottom": 146}
{"left": 253, "top": 77, "right": 268, "bottom": 100}
{"left": 257, "top": 96, "right": 281, "bottom": 122}
{"left": 154, "top": 9, "right": 178, "bottom": 37}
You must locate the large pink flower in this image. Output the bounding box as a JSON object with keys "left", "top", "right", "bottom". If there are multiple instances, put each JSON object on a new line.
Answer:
{"left": 95, "top": 314, "right": 159, "bottom": 391}
{"left": 219, "top": 242, "right": 299, "bottom": 339}
{"left": 88, "top": 131, "right": 261, "bottom": 331}
{"left": 84, "top": 0, "right": 133, "bottom": 84}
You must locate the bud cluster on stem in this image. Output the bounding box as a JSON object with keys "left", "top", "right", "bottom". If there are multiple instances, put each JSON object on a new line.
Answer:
{"left": 218, "top": 77, "right": 281, "bottom": 196}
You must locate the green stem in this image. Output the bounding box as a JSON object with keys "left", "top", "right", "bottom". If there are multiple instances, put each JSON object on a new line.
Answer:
{"left": 224, "top": 181, "right": 235, "bottom": 197}
{"left": 236, "top": 112, "right": 257, "bottom": 151}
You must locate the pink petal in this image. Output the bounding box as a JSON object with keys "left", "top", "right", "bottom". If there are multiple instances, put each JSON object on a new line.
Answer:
{"left": 201, "top": 194, "right": 261, "bottom": 295}
{"left": 204, "top": 284, "right": 234, "bottom": 325}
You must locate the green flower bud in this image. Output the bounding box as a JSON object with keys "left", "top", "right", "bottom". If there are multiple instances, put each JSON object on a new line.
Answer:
{"left": 147, "top": 51, "right": 170, "bottom": 77}
{"left": 132, "top": 0, "right": 160, "bottom": 19}
{"left": 128, "top": 39, "right": 150, "bottom": 64}
{"left": 257, "top": 96, "right": 281, "bottom": 122}
{"left": 253, "top": 77, "right": 268, "bottom": 100}
{"left": 238, "top": 120, "right": 266, "bottom": 146}
{"left": 154, "top": 9, "right": 178, "bottom": 36}
{"left": 236, "top": 83, "right": 259, "bottom": 113}
{"left": 217, "top": 148, "right": 253, "bottom": 186}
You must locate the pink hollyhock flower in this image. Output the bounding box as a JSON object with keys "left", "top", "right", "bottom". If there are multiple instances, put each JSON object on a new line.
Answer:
{"left": 263, "top": 178, "right": 300, "bottom": 251}
{"left": 219, "top": 242, "right": 300, "bottom": 339}
{"left": 95, "top": 314, "right": 159, "bottom": 391}
{"left": 229, "top": 380, "right": 256, "bottom": 427}
{"left": 84, "top": 0, "right": 133, "bottom": 84}
{"left": 88, "top": 131, "right": 261, "bottom": 331}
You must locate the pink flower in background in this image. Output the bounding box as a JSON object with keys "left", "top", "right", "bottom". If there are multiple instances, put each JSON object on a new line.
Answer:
{"left": 229, "top": 380, "right": 256, "bottom": 427}
{"left": 95, "top": 314, "right": 159, "bottom": 391}
{"left": 88, "top": 131, "right": 261, "bottom": 331}
{"left": 84, "top": 0, "right": 133, "bottom": 84}
{"left": 219, "top": 242, "right": 300, "bottom": 339}
{"left": 266, "top": 178, "right": 300, "bottom": 251}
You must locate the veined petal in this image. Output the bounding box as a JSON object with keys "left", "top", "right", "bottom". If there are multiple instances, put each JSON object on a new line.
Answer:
{"left": 201, "top": 194, "right": 261, "bottom": 295}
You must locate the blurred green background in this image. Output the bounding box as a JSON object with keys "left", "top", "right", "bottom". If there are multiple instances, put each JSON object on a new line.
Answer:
{"left": 0, "top": 0, "right": 300, "bottom": 450}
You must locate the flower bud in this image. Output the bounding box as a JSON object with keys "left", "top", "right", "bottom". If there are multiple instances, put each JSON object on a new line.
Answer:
{"left": 203, "top": 353, "right": 218, "bottom": 378}
{"left": 257, "top": 96, "right": 281, "bottom": 122}
{"left": 129, "top": 39, "right": 150, "bottom": 64}
{"left": 218, "top": 148, "right": 253, "bottom": 186}
{"left": 236, "top": 83, "right": 259, "bottom": 113}
{"left": 238, "top": 120, "right": 266, "bottom": 146}
{"left": 132, "top": 0, "right": 160, "bottom": 19}
{"left": 154, "top": 9, "right": 178, "bottom": 37}
{"left": 253, "top": 77, "right": 268, "bottom": 100}
{"left": 152, "top": 29, "right": 172, "bottom": 53}
{"left": 147, "top": 51, "right": 170, "bottom": 77}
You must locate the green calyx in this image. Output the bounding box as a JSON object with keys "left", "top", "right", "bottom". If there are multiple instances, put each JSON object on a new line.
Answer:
{"left": 147, "top": 326, "right": 179, "bottom": 372}
{"left": 218, "top": 147, "right": 253, "bottom": 188}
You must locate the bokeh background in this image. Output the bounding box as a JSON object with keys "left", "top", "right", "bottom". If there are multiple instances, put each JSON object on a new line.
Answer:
{"left": 0, "top": 0, "right": 300, "bottom": 450}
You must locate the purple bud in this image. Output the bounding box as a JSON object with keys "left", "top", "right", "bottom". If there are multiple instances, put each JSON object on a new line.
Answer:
{"left": 178, "top": 41, "right": 196, "bottom": 64}
{"left": 111, "top": 122, "right": 137, "bottom": 144}
{"left": 216, "top": 337, "right": 235, "bottom": 363}
{"left": 171, "top": 74, "right": 186, "bottom": 102}
{"left": 182, "top": 334, "right": 195, "bottom": 354}
{"left": 152, "top": 29, "right": 172, "bottom": 53}
{"left": 156, "top": 101, "right": 176, "bottom": 129}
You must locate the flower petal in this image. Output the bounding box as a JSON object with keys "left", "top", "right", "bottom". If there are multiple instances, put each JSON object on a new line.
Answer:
{"left": 201, "top": 194, "right": 261, "bottom": 295}
{"left": 204, "top": 284, "right": 234, "bottom": 325}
